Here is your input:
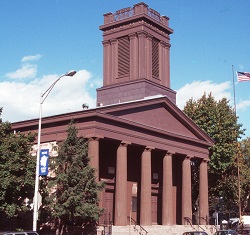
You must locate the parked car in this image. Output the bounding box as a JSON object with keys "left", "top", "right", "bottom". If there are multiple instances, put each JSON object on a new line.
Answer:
{"left": 214, "top": 230, "right": 238, "bottom": 235}
{"left": 0, "top": 232, "right": 39, "bottom": 235}
{"left": 183, "top": 231, "right": 208, "bottom": 235}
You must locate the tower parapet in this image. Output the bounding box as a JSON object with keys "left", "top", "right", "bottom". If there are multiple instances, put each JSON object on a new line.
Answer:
{"left": 102, "top": 2, "right": 171, "bottom": 28}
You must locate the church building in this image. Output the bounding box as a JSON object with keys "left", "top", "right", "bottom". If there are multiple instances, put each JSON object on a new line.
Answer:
{"left": 12, "top": 2, "right": 214, "bottom": 228}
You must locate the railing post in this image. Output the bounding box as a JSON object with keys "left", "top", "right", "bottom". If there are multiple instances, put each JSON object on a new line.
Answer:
{"left": 133, "top": 2, "right": 148, "bottom": 15}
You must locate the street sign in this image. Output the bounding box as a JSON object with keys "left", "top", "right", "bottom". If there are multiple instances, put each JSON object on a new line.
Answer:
{"left": 39, "top": 149, "right": 49, "bottom": 176}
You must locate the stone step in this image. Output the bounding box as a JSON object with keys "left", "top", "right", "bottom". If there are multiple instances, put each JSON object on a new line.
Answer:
{"left": 97, "top": 225, "right": 217, "bottom": 235}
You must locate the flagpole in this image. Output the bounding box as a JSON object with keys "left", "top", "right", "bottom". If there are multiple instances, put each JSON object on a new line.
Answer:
{"left": 232, "top": 65, "right": 236, "bottom": 114}
{"left": 232, "top": 65, "right": 242, "bottom": 224}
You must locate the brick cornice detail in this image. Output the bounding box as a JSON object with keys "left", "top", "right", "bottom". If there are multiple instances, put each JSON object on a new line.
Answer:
{"left": 119, "top": 140, "right": 131, "bottom": 147}
{"left": 144, "top": 146, "right": 155, "bottom": 152}
{"left": 86, "top": 135, "right": 104, "bottom": 141}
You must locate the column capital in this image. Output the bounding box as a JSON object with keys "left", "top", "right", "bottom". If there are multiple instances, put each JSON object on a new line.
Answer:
{"left": 137, "top": 30, "right": 148, "bottom": 38}
{"left": 86, "top": 135, "right": 104, "bottom": 141}
{"left": 129, "top": 33, "right": 137, "bottom": 39}
{"left": 146, "top": 34, "right": 153, "bottom": 40}
{"left": 110, "top": 38, "right": 117, "bottom": 44}
{"left": 185, "top": 155, "right": 194, "bottom": 160}
{"left": 102, "top": 40, "right": 110, "bottom": 46}
{"left": 119, "top": 140, "right": 131, "bottom": 147}
{"left": 144, "top": 146, "right": 155, "bottom": 152}
{"left": 160, "top": 40, "right": 171, "bottom": 48}
{"left": 201, "top": 158, "right": 210, "bottom": 163}
{"left": 165, "top": 151, "right": 175, "bottom": 156}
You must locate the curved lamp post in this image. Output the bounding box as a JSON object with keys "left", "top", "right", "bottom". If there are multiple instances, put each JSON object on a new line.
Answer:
{"left": 33, "top": 70, "right": 77, "bottom": 231}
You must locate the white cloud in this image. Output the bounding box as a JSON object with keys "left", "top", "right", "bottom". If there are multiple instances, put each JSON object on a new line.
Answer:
{"left": 2, "top": 73, "right": 245, "bottom": 125}
{"left": 5, "top": 64, "right": 37, "bottom": 80}
{"left": 0, "top": 69, "right": 97, "bottom": 123}
{"left": 237, "top": 100, "right": 250, "bottom": 111}
{"left": 21, "top": 54, "right": 42, "bottom": 62}
{"left": 176, "top": 80, "right": 232, "bottom": 109}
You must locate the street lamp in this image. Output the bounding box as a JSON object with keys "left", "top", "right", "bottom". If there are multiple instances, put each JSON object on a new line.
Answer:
{"left": 33, "top": 70, "right": 77, "bottom": 231}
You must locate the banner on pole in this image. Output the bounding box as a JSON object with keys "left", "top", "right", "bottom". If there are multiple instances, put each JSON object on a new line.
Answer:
{"left": 39, "top": 149, "right": 49, "bottom": 176}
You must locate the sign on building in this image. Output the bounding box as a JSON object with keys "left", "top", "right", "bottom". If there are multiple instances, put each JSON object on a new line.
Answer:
{"left": 39, "top": 149, "right": 49, "bottom": 176}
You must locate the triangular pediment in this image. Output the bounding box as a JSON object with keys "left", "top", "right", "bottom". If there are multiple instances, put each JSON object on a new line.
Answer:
{"left": 100, "top": 96, "right": 214, "bottom": 144}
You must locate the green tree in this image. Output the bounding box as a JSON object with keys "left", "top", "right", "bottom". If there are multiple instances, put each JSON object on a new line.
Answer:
{"left": 0, "top": 108, "right": 36, "bottom": 219}
{"left": 183, "top": 93, "right": 244, "bottom": 213}
{"left": 238, "top": 138, "right": 250, "bottom": 213}
{"left": 46, "top": 120, "right": 104, "bottom": 235}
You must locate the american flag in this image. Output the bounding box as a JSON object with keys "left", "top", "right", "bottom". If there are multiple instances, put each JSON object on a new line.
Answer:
{"left": 236, "top": 71, "right": 250, "bottom": 82}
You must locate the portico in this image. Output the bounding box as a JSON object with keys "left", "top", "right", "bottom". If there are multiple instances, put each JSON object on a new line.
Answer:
{"left": 83, "top": 101, "right": 212, "bottom": 226}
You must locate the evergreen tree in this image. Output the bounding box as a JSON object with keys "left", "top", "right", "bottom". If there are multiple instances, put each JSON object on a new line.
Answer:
{"left": 183, "top": 93, "right": 244, "bottom": 213}
{"left": 0, "top": 107, "right": 36, "bottom": 219}
{"left": 46, "top": 120, "right": 104, "bottom": 235}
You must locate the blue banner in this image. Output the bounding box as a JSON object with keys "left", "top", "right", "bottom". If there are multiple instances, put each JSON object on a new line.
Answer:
{"left": 39, "top": 149, "right": 49, "bottom": 176}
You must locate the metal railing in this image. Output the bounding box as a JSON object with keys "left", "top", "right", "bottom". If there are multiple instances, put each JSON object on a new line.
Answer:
{"left": 184, "top": 217, "right": 194, "bottom": 226}
{"left": 128, "top": 216, "right": 148, "bottom": 235}
{"left": 110, "top": 3, "right": 168, "bottom": 26}
{"left": 113, "top": 7, "right": 134, "bottom": 21}
{"left": 101, "top": 212, "right": 112, "bottom": 235}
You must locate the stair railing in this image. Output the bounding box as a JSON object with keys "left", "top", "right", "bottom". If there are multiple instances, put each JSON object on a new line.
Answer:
{"left": 127, "top": 216, "right": 148, "bottom": 235}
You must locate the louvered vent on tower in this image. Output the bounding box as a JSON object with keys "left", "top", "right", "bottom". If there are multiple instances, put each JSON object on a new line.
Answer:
{"left": 118, "top": 36, "right": 130, "bottom": 78}
{"left": 152, "top": 38, "right": 159, "bottom": 79}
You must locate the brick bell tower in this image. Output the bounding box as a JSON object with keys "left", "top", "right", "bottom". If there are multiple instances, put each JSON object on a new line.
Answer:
{"left": 97, "top": 2, "right": 176, "bottom": 106}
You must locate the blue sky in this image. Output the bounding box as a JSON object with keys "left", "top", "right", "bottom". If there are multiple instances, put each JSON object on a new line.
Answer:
{"left": 1, "top": 0, "right": 250, "bottom": 137}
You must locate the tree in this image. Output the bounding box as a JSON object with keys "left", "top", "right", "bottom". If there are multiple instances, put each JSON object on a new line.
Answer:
{"left": 183, "top": 93, "right": 244, "bottom": 214}
{"left": 238, "top": 138, "right": 250, "bottom": 214}
{"left": 45, "top": 120, "right": 104, "bottom": 235}
{"left": 0, "top": 108, "right": 36, "bottom": 220}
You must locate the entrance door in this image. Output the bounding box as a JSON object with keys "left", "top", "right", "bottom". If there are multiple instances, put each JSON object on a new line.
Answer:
{"left": 127, "top": 182, "right": 138, "bottom": 225}
{"left": 99, "top": 189, "right": 114, "bottom": 225}
{"left": 152, "top": 194, "right": 158, "bottom": 224}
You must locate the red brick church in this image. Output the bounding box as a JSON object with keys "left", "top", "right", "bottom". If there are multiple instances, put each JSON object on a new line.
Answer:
{"left": 12, "top": 2, "right": 213, "bottom": 229}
